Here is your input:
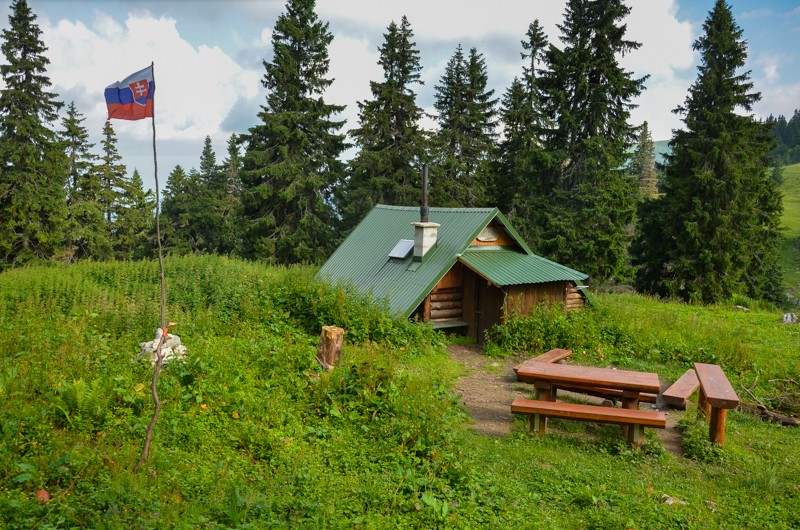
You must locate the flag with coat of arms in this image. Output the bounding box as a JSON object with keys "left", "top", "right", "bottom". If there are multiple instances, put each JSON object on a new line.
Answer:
{"left": 104, "top": 65, "right": 155, "bottom": 120}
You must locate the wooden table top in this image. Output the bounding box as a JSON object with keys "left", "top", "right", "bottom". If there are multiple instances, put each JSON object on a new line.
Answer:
{"left": 515, "top": 363, "right": 661, "bottom": 394}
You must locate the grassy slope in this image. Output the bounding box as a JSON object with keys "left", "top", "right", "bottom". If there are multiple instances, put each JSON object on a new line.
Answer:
{"left": 0, "top": 258, "right": 798, "bottom": 528}
{"left": 780, "top": 163, "right": 800, "bottom": 295}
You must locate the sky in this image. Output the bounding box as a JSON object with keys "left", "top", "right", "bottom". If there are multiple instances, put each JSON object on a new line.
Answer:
{"left": 2, "top": 0, "right": 799, "bottom": 192}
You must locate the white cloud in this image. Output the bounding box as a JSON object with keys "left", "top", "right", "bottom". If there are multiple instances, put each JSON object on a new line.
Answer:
{"left": 755, "top": 82, "right": 800, "bottom": 119}
{"left": 327, "top": 33, "right": 382, "bottom": 133}
{"left": 740, "top": 8, "right": 773, "bottom": 20}
{"left": 758, "top": 55, "right": 781, "bottom": 84}
{"left": 318, "top": 0, "right": 565, "bottom": 42}
{"left": 44, "top": 12, "right": 262, "bottom": 140}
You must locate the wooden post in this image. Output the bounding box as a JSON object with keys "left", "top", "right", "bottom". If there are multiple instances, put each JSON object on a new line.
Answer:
{"left": 620, "top": 390, "right": 640, "bottom": 442}
{"left": 697, "top": 387, "right": 711, "bottom": 419}
{"left": 316, "top": 326, "right": 344, "bottom": 370}
{"left": 532, "top": 382, "right": 553, "bottom": 435}
{"left": 709, "top": 408, "right": 727, "bottom": 446}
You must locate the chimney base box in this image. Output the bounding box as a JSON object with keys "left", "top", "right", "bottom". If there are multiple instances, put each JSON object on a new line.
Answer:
{"left": 413, "top": 222, "right": 439, "bottom": 261}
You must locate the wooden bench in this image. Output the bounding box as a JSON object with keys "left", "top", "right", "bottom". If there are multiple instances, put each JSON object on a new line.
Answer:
{"left": 511, "top": 398, "right": 666, "bottom": 447}
{"left": 513, "top": 348, "right": 572, "bottom": 377}
{"left": 661, "top": 369, "right": 700, "bottom": 410}
{"left": 553, "top": 383, "right": 658, "bottom": 404}
{"left": 694, "top": 363, "right": 740, "bottom": 446}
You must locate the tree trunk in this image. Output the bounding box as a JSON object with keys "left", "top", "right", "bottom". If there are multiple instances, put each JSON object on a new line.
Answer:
{"left": 316, "top": 326, "right": 344, "bottom": 370}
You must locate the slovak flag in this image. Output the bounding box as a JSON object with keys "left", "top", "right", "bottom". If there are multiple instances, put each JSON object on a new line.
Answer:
{"left": 104, "top": 65, "right": 155, "bottom": 120}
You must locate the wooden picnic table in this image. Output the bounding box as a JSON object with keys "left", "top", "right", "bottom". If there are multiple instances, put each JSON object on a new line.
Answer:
{"left": 515, "top": 362, "right": 662, "bottom": 439}
{"left": 516, "top": 362, "right": 661, "bottom": 403}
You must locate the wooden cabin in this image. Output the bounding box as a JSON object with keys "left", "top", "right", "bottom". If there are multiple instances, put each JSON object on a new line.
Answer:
{"left": 317, "top": 206, "right": 588, "bottom": 343}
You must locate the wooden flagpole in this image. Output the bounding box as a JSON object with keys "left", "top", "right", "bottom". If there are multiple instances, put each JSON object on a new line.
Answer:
{"left": 151, "top": 61, "right": 166, "bottom": 330}
{"left": 135, "top": 61, "right": 168, "bottom": 473}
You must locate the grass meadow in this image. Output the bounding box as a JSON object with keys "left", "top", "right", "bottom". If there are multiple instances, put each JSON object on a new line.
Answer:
{"left": 1, "top": 256, "right": 798, "bottom": 528}
{"left": 779, "top": 162, "right": 800, "bottom": 296}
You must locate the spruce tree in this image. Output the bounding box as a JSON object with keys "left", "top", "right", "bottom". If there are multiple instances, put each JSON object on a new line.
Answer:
{"left": 341, "top": 16, "right": 427, "bottom": 228}
{"left": 240, "top": 0, "right": 346, "bottom": 263}
{"left": 221, "top": 134, "right": 242, "bottom": 255}
{"left": 630, "top": 121, "right": 658, "bottom": 199}
{"left": 59, "top": 102, "right": 109, "bottom": 260}
{"left": 97, "top": 120, "right": 126, "bottom": 228}
{"left": 196, "top": 136, "right": 226, "bottom": 253}
{"left": 113, "top": 169, "right": 154, "bottom": 260}
{"left": 0, "top": 0, "right": 66, "bottom": 266}
{"left": 633, "top": 0, "right": 782, "bottom": 304}
{"left": 161, "top": 165, "right": 194, "bottom": 255}
{"left": 492, "top": 20, "right": 555, "bottom": 243}
{"left": 431, "top": 45, "right": 497, "bottom": 207}
{"left": 536, "top": 0, "right": 646, "bottom": 281}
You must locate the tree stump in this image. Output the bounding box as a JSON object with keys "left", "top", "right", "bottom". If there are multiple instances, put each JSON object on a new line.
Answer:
{"left": 316, "top": 326, "right": 344, "bottom": 370}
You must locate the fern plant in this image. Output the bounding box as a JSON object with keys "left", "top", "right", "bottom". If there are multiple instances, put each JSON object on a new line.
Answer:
{"left": 56, "top": 378, "right": 109, "bottom": 430}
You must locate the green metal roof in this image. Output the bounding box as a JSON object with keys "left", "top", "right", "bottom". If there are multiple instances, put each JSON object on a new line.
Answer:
{"left": 316, "top": 205, "right": 587, "bottom": 317}
{"left": 458, "top": 248, "right": 588, "bottom": 286}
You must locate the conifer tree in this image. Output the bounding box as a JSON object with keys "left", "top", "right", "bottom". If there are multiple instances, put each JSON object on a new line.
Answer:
{"left": 220, "top": 134, "right": 242, "bottom": 254}
{"left": 0, "top": 0, "right": 66, "bottom": 266}
{"left": 59, "top": 102, "right": 109, "bottom": 260}
{"left": 633, "top": 0, "right": 783, "bottom": 304}
{"left": 97, "top": 120, "right": 127, "bottom": 228}
{"left": 536, "top": 0, "right": 646, "bottom": 281}
{"left": 492, "top": 20, "right": 554, "bottom": 243}
{"left": 161, "top": 165, "right": 194, "bottom": 255}
{"left": 240, "top": 0, "right": 346, "bottom": 263}
{"left": 196, "top": 136, "right": 226, "bottom": 253}
{"left": 630, "top": 121, "right": 658, "bottom": 199}
{"left": 113, "top": 169, "right": 154, "bottom": 260}
{"left": 340, "top": 16, "right": 427, "bottom": 228}
{"left": 432, "top": 45, "right": 497, "bottom": 207}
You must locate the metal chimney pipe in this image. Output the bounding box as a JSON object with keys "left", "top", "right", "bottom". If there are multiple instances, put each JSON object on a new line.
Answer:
{"left": 420, "top": 164, "right": 429, "bottom": 223}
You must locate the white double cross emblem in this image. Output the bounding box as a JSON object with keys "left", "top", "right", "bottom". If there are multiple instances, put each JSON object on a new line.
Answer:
{"left": 132, "top": 80, "right": 148, "bottom": 98}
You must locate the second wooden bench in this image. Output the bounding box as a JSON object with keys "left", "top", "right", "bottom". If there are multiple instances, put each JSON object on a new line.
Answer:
{"left": 694, "top": 363, "right": 739, "bottom": 446}
{"left": 511, "top": 398, "right": 666, "bottom": 448}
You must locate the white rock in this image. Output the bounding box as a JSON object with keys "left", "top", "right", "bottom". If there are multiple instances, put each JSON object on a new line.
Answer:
{"left": 138, "top": 328, "right": 187, "bottom": 365}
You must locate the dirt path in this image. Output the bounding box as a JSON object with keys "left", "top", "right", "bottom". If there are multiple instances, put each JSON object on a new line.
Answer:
{"left": 449, "top": 344, "right": 684, "bottom": 454}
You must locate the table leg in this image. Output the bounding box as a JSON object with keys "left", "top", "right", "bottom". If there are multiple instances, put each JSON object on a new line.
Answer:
{"left": 532, "top": 382, "right": 554, "bottom": 435}
{"left": 620, "top": 391, "right": 640, "bottom": 440}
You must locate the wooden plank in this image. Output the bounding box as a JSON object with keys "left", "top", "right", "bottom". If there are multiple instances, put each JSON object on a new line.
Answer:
{"left": 516, "top": 363, "right": 661, "bottom": 394}
{"left": 533, "top": 348, "right": 573, "bottom": 363}
{"left": 553, "top": 383, "right": 658, "bottom": 404}
{"left": 431, "top": 308, "right": 463, "bottom": 319}
{"left": 511, "top": 399, "right": 666, "bottom": 428}
{"left": 694, "top": 363, "right": 739, "bottom": 409}
{"left": 662, "top": 369, "right": 700, "bottom": 409}
{"left": 431, "top": 300, "right": 462, "bottom": 310}
{"left": 513, "top": 349, "right": 572, "bottom": 378}
{"left": 430, "top": 291, "right": 462, "bottom": 302}
{"left": 431, "top": 319, "right": 468, "bottom": 329}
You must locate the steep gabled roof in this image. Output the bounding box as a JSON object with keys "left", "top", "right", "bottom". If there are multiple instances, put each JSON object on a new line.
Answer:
{"left": 317, "top": 205, "right": 587, "bottom": 317}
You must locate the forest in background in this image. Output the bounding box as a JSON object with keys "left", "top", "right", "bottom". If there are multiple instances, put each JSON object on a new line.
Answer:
{"left": 0, "top": 0, "right": 791, "bottom": 306}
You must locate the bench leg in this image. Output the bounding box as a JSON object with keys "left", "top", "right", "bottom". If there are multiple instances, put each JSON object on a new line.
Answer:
{"left": 627, "top": 424, "right": 645, "bottom": 448}
{"left": 620, "top": 392, "right": 639, "bottom": 440}
{"left": 533, "top": 382, "right": 555, "bottom": 433}
{"left": 709, "top": 407, "right": 727, "bottom": 446}
{"left": 529, "top": 414, "right": 547, "bottom": 435}
{"left": 697, "top": 387, "right": 711, "bottom": 419}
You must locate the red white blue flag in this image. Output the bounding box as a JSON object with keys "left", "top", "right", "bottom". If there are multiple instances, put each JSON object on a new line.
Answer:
{"left": 104, "top": 65, "right": 155, "bottom": 120}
